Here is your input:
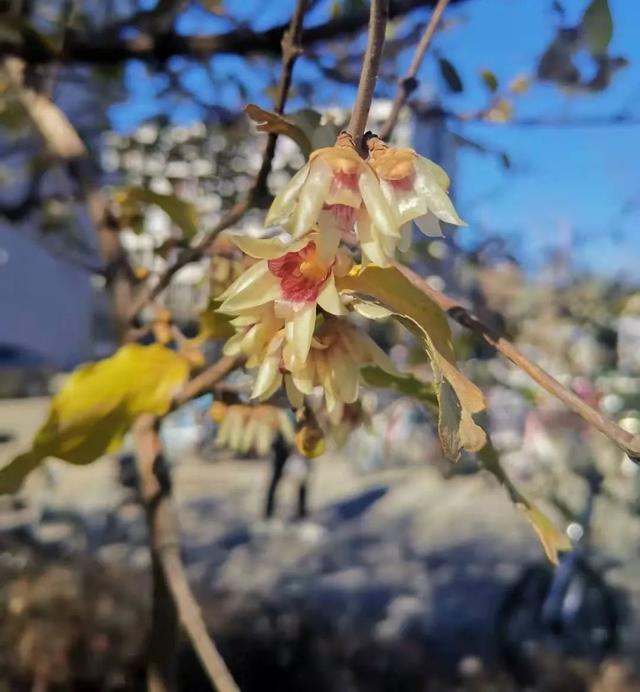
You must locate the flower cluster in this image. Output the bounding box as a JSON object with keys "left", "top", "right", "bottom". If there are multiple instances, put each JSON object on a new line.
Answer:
{"left": 216, "top": 132, "right": 464, "bottom": 426}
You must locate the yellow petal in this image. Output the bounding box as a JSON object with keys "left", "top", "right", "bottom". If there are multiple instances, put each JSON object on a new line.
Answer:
{"left": 219, "top": 262, "right": 281, "bottom": 313}
{"left": 231, "top": 234, "right": 307, "bottom": 259}
{"left": 357, "top": 208, "right": 392, "bottom": 267}
{"left": 291, "top": 303, "right": 316, "bottom": 364}
{"left": 266, "top": 163, "right": 310, "bottom": 227}
{"left": 415, "top": 211, "right": 444, "bottom": 238}
{"left": 291, "top": 158, "right": 333, "bottom": 237}
{"left": 418, "top": 156, "right": 450, "bottom": 191}
{"left": 414, "top": 158, "right": 465, "bottom": 226}
{"left": 329, "top": 347, "right": 359, "bottom": 404}
{"left": 222, "top": 331, "right": 245, "bottom": 356}
{"left": 284, "top": 375, "right": 304, "bottom": 409}
{"left": 358, "top": 165, "right": 400, "bottom": 238}
{"left": 290, "top": 357, "right": 315, "bottom": 394}
{"left": 317, "top": 275, "right": 344, "bottom": 316}
{"left": 251, "top": 355, "right": 281, "bottom": 399}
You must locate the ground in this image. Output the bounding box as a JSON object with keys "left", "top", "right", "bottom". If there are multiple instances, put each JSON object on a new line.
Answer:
{"left": 1, "top": 397, "right": 640, "bottom": 690}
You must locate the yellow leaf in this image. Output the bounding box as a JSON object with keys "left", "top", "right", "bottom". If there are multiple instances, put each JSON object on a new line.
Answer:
{"left": 337, "top": 265, "right": 486, "bottom": 459}
{"left": 245, "top": 104, "right": 312, "bottom": 159}
{"left": 0, "top": 344, "right": 190, "bottom": 493}
{"left": 477, "top": 441, "right": 571, "bottom": 564}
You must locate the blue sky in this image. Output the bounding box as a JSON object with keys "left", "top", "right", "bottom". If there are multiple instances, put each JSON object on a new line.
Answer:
{"left": 109, "top": 0, "right": 640, "bottom": 282}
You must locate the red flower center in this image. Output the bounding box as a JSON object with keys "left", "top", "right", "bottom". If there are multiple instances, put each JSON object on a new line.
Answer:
{"left": 267, "top": 241, "right": 330, "bottom": 303}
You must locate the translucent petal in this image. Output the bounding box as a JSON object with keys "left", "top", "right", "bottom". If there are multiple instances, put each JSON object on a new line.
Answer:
{"left": 291, "top": 303, "right": 316, "bottom": 364}
{"left": 251, "top": 355, "right": 281, "bottom": 399}
{"left": 291, "top": 358, "right": 315, "bottom": 394}
{"left": 398, "top": 222, "right": 413, "bottom": 251}
{"left": 380, "top": 181, "right": 428, "bottom": 226}
{"left": 317, "top": 275, "right": 344, "bottom": 316}
{"left": 266, "top": 163, "right": 310, "bottom": 227}
{"left": 329, "top": 348, "right": 359, "bottom": 404}
{"left": 358, "top": 165, "right": 400, "bottom": 238}
{"left": 284, "top": 375, "right": 304, "bottom": 409}
{"left": 257, "top": 373, "right": 283, "bottom": 402}
{"left": 418, "top": 156, "right": 450, "bottom": 191}
{"left": 222, "top": 331, "right": 244, "bottom": 356}
{"left": 414, "top": 159, "right": 465, "bottom": 226}
{"left": 313, "top": 220, "right": 340, "bottom": 264}
{"left": 415, "top": 211, "right": 443, "bottom": 238}
{"left": 356, "top": 208, "right": 391, "bottom": 267}
{"left": 232, "top": 234, "right": 307, "bottom": 259}
{"left": 291, "top": 159, "right": 333, "bottom": 237}
{"left": 219, "top": 263, "right": 281, "bottom": 313}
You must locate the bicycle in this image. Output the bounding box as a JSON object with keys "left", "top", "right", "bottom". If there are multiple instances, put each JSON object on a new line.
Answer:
{"left": 495, "top": 466, "right": 619, "bottom": 687}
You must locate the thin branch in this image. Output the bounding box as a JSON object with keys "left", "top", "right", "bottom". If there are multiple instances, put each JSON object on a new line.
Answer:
{"left": 379, "top": 0, "right": 451, "bottom": 140}
{"left": 127, "top": 0, "right": 308, "bottom": 323}
{"left": 2, "top": 0, "right": 464, "bottom": 65}
{"left": 171, "top": 355, "right": 242, "bottom": 409}
{"left": 347, "top": 0, "right": 389, "bottom": 149}
{"left": 133, "top": 414, "right": 240, "bottom": 692}
{"left": 392, "top": 262, "right": 640, "bottom": 460}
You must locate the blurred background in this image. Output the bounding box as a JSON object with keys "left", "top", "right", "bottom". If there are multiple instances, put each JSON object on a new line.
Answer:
{"left": 1, "top": 0, "right": 640, "bottom": 690}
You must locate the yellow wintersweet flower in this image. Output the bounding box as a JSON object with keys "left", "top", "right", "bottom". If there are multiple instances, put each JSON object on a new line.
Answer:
{"left": 214, "top": 404, "right": 295, "bottom": 456}
{"left": 286, "top": 318, "right": 397, "bottom": 421}
{"left": 364, "top": 136, "right": 466, "bottom": 265}
{"left": 218, "top": 228, "right": 352, "bottom": 373}
{"left": 266, "top": 131, "right": 397, "bottom": 241}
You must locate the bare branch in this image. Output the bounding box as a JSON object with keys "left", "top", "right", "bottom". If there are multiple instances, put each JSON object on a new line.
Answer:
{"left": 2, "top": 0, "right": 464, "bottom": 65}
{"left": 127, "top": 0, "right": 308, "bottom": 323}
{"left": 171, "top": 355, "right": 242, "bottom": 410}
{"left": 379, "top": 0, "right": 452, "bottom": 140}
{"left": 392, "top": 262, "right": 640, "bottom": 460}
{"left": 133, "top": 414, "right": 240, "bottom": 692}
{"left": 347, "top": 0, "right": 389, "bottom": 149}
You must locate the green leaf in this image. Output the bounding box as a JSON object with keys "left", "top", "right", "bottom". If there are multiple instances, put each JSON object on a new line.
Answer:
{"left": 477, "top": 440, "right": 571, "bottom": 564}
{"left": 581, "top": 0, "right": 613, "bottom": 56}
{"left": 438, "top": 58, "right": 464, "bottom": 93}
{"left": 245, "top": 104, "right": 312, "bottom": 158}
{"left": 337, "top": 265, "right": 486, "bottom": 459}
{"left": 117, "top": 187, "right": 199, "bottom": 240}
{"left": 361, "top": 366, "right": 438, "bottom": 411}
{"left": 0, "top": 345, "right": 190, "bottom": 494}
{"left": 480, "top": 69, "right": 499, "bottom": 93}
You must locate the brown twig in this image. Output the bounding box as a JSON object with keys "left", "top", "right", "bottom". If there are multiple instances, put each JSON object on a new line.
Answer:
{"left": 133, "top": 414, "right": 241, "bottom": 692}
{"left": 171, "top": 355, "right": 242, "bottom": 409}
{"left": 379, "top": 0, "right": 452, "bottom": 140}
{"left": 347, "top": 0, "right": 389, "bottom": 150}
{"left": 127, "top": 0, "right": 308, "bottom": 324}
{"left": 392, "top": 261, "right": 640, "bottom": 460}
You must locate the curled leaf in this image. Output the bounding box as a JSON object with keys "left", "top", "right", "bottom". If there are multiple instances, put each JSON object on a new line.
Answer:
{"left": 337, "top": 265, "right": 486, "bottom": 459}
{"left": 477, "top": 440, "right": 571, "bottom": 564}
{"left": 245, "top": 104, "right": 312, "bottom": 158}
{"left": 581, "top": 0, "right": 613, "bottom": 56}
